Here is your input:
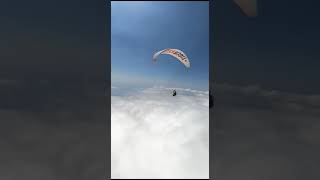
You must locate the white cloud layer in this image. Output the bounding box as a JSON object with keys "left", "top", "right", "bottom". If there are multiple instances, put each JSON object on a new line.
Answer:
{"left": 111, "top": 87, "right": 209, "bottom": 179}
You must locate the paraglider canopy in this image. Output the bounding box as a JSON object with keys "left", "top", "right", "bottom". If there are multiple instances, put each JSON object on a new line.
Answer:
{"left": 152, "top": 48, "right": 190, "bottom": 68}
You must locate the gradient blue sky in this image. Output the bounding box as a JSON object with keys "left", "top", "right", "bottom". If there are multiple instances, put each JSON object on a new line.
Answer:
{"left": 111, "top": 1, "right": 209, "bottom": 90}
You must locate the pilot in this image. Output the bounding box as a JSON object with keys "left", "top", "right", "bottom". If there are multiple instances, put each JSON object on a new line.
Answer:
{"left": 172, "top": 89, "right": 177, "bottom": 96}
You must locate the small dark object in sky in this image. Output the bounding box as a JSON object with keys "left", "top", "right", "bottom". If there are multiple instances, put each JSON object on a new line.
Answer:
{"left": 172, "top": 89, "right": 177, "bottom": 96}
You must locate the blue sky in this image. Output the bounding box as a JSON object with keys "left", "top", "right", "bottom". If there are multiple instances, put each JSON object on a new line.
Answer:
{"left": 111, "top": 1, "right": 209, "bottom": 90}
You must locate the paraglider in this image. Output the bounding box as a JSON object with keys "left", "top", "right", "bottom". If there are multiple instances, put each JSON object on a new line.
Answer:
{"left": 152, "top": 48, "right": 190, "bottom": 96}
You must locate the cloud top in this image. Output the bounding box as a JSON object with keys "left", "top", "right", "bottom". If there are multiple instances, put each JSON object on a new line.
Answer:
{"left": 111, "top": 87, "right": 209, "bottom": 179}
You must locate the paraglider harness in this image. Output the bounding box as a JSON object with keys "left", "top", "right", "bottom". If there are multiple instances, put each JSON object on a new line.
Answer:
{"left": 172, "top": 89, "right": 177, "bottom": 96}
